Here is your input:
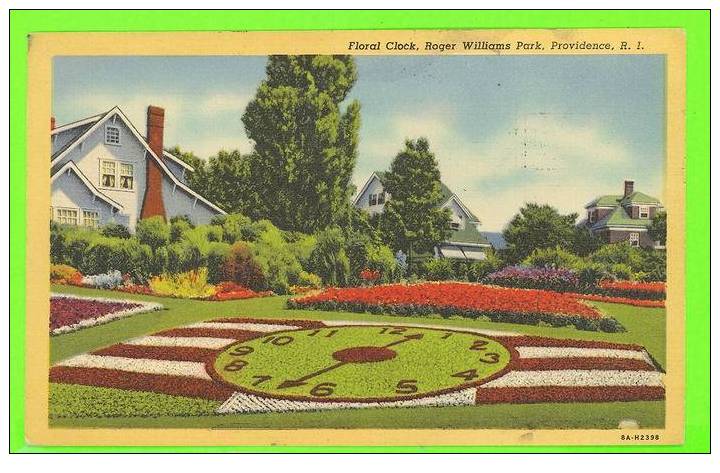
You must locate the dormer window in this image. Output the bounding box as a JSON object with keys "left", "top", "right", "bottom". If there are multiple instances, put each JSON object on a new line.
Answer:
{"left": 377, "top": 192, "right": 385, "bottom": 205}
{"left": 588, "top": 210, "right": 596, "bottom": 223}
{"left": 369, "top": 193, "right": 377, "bottom": 206}
{"left": 639, "top": 206, "right": 649, "bottom": 219}
{"left": 105, "top": 125, "right": 121, "bottom": 145}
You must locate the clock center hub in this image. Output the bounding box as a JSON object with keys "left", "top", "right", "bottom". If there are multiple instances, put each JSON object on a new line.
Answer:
{"left": 332, "top": 346, "right": 397, "bottom": 363}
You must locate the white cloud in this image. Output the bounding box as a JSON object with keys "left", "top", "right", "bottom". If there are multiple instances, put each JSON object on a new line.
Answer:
{"left": 357, "top": 110, "right": 650, "bottom": 232}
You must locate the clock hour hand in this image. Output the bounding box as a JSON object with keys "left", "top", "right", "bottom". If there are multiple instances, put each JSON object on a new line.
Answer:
{"left": 383, "top": 333, "right": 423, "bottom": 348}
{"left": 277, "top": 361, "right": 347, "bottom": 389}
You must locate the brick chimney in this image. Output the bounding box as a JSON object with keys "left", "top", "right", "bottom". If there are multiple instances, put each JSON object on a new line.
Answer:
{"left": 140, "top": 105, "right": 167, "bottom": 220}
{"left": 624, "top": 180, "right": 634, "bottom": 198}
{"left": 51, "top": 116, "right": 56, "bottom": 130}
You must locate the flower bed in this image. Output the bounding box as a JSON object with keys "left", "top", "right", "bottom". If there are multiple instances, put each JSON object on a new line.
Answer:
{"left": 570, "top": 293, "right": 665, "bottom": 308}
{"left": 596, "top": 280, "right": 665, "bottom": 301}
{"left": 288, "top": 283, "right": 624, "bottom": 332}
{"left": 486, "top": 266, "right": 580, "bottom": 292}
{"left": 50, "top": 294, "right": 162, "bottom": 335}
{"left": 206, "top": 282, "right": 273, "bottom": 301}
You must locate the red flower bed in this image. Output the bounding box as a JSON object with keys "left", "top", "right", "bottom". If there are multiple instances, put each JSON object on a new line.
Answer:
{"left": 116, "top": 284, "right": 155, "bottom": 295}
{"left": 50, "top": 297, "right": 143, "bottom": 331}
{"left": 288, "top": 283, "right": 624, "bottom": 332}
{"left": 596, "top": 280, "right": 665, "bottom": 301}
{"left": 207, "top": 282, "right": 272, "bottom": 301}
{"left": 599, "top": 280, "right": 665, "bottom": 294}
{"left": 570, "top": 293, "right": 665, "bottom": 308}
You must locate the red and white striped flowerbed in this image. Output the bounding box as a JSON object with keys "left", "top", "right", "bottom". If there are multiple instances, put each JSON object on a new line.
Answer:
{"left": 50, "top": 293, "right": 163, "bottom": 335}
{"left": 50, "top": 317, "right": 664, "bottom": 413}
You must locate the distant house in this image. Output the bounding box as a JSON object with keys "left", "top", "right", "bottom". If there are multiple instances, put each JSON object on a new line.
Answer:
{"left": 353, "top": 171, "right": 492, "bottom": 260}
{"left": 50, "top": 106, "right": 225, "bottom": 232}
{"left": 582, "top": 180, "right": 664, "bottom": 249}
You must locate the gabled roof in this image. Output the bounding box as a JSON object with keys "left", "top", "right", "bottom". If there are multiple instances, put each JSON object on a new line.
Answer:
{"left": 358, "top": 171, "right": 481, "bottom": 222}
{"left": 586, "top": 191, "right": 662, "bottom": 209}
{"left": 621, "top": 191, "right": 662, "bottom": 205}
{"left": 50, "top": 107, "right": 225, "bottom": 216}
{"left": 588, "top": 206, "right": 649, "bottom": 231}
{"left": 163, "top": 150, "right": 195, "bottom": 172}
{"left": 51, "top": 161, "right": 124, "bottom": 211}
{"left": 447, "top": 222, "right": 491, "bottom": 246}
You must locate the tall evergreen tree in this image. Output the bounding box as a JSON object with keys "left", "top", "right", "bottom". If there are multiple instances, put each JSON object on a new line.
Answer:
{"left": 378, "top": 138, "right": 452, "bottom": 258}
{"left": 241, "top": 55, "right": 361, "bottom": 233}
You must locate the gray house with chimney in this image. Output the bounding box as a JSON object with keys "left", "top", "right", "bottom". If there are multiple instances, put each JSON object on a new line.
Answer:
{"left": 50, "top": 106, "right": 225, "bottom": 232}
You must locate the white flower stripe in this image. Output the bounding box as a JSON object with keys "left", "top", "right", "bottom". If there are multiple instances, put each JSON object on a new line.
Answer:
{"left": 217, "top": 387, "right": 477, "bottom": 414}
{"left": 184, "top": 322, "right": 299, "bottom": 332}
{"left": 322, "top": 320, "right": 522, "bottom": 337}
{"left": 515, "top": 346, "right": 649, "bottom": 361}
{"left": 124, "top": 335, "right": 236, "bottom": 349}
{"left": 57, "top": 354, "right": 211, "bottom": 380}
{"left": 480, "top": 370, "right": 664, "bottom": 388}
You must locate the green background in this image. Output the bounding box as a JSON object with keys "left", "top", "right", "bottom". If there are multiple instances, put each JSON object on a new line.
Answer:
{"left": 9, "top": 10, "right": 710, "bottom": 453}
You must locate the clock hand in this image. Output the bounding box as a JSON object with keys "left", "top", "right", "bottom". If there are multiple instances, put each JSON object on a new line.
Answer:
{"left": 277, "top": 361, "right": 347, "bottom": 389}
{"left": 383, "top": 333, "right": 424, "bottom": 348}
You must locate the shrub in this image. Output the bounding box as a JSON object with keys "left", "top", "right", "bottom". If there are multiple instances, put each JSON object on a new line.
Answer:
{"left": 297, "top": 270, "right": 322, "bottom": 288}
{"left": 573, "top": 261, "right": 607, "bottom": 289}
{"left": 206, "top": 225, "right": 223, "bottom": 243}
{"left": 50, "top": 222, "right": 68, "bottom": 264}
{"left": 589, "top": 243, "right": 644, "bottom": 272}
{"left": 206, "top": 241, "right": 232, "bottom": 284}
{"left": 63, "top": 228, "right": 101, "bottom": 270}
{"left": 169, "top": 218, "right": 192, "bottom": 243}
{"left": 169, "top": 215, "right": 194, "bottom": 227}
{"left": 136, "top": 216, "right": 170, "bottom": 250}
{"left": 639, "top": 249, "right": 666, "bottom": 282}
{"left": 467, "top": 253, "right": 504, "bottom": 282}
{"left": 309, "top": 226, "right": 350, "bottom": 287}
{"left": 250, "top": 224, "right": 304, "bottom": 294}
{"left": 150, "top": 247, "right": 169, "bottom": 276}
{"left": 608, "top": 263, "right": 634, "bottom": 281}
{"left": 101, "top": 223, "right": 131, "bottom": 239}
{"left": 211, "top": 213, "right": 254, "bottom": 243}
{"left": 424, "top": 258, "right": 455, "bottom": 281}
{"left": 523, "top": 246, "right": 581, "bottom": 270}
{"left": 149, "top": 268, "right": 215, "bottom": 299}
{"left": 219, "top": 242, "right": 267, "bottom": 291}
{"left": 50, "top": 264, "right": 82, "bottom": 285}
{"left": 82, "top": 270, "right": 124, "bottom": 289}
{"left": 83, "top": 238, "right": 152, "bottom": 281}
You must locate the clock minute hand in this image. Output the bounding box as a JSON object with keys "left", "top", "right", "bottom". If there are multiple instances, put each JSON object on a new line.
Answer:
{"left": 277, "top": 361, "right": 347, "bottom": 389}
{"left": 383, "top": 333, "right": 424, "bottom": 348}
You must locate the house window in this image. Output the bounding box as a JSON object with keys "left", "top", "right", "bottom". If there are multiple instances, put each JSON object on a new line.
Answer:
{"left": 629, "top": 232, "right": 640, "bottom": 247}
{"left": 639, "top": 206, "right": 649, "bottom": 219}
{"left": 105, "top": 125, "right": 121, "bottom": 145}
{"left": 83, "top": 210, "right": 100, "bottom": 228}
{"left": 377, "top": 192, "right": 385, "bottom": 205}
{"left": 119, "top": 163, "right": 134, "bottom": 190}
{"left": 450, "top": 222, "right": 460, "bottom": 231}
{"left": 588, "top": 210, "right": 595, "bottom": 223}
{"left": 56, "top": 208, "right": 78, "bottom": 226}
{"left": 368, "top": 193, "right": 378, "bottom": 206}
{"left": 101, "top": 160, "right": 116, "bottom": 188}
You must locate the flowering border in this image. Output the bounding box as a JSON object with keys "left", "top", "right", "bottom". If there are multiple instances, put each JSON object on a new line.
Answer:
{"left": 50, "top": 293, "right": 163, "bottom": 336}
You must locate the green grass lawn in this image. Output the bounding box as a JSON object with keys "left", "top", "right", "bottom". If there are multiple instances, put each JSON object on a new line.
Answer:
{"left": 49, "top": 285, "right": 666, "bottom": 429}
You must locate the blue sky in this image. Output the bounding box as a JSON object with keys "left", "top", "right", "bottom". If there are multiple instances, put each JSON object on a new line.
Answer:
{"left": 53, "top": 55, "right": 665, "bottom": 231}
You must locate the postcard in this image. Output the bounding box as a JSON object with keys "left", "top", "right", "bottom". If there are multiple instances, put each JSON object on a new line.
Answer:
{"left": 21, "top": 27, "right": 688, "bottom": 448}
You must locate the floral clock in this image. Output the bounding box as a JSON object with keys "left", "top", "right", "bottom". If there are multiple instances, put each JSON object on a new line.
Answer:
{"left": 212, "top": 325, "right": 513, "bottom": 402}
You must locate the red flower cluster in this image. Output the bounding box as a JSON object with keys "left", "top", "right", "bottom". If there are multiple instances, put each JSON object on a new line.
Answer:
{"left": 599, "top": 280, "right": 665, "bottom": 294}
{"left": 359, "top": 268, "right": 381, "bottom": 282}
{"left": 116, "top": 284, "right": 155, "bottom": 295}
{"left": 293, "top": 282, "right": 601, "bottom": 319}
{"left": 50, "top": 297, "right": 142, "bottom": 331}
{"left": 569, "top": 293, "right": 665, "bottom": 308}
{"left": 207, "top": 282, "right": 272, "bottom": 301}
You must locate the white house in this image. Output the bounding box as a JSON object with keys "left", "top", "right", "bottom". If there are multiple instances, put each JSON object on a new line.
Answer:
{"left": 353, "top": 171, "right": 493, "bottom": 260}
{"left": 50, "top": 105, "right": 225, "bottom": 231}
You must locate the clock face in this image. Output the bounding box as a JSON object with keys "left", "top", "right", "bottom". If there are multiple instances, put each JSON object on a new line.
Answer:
{"left": 212, "top": 325, "right": 512, "bottom": 402}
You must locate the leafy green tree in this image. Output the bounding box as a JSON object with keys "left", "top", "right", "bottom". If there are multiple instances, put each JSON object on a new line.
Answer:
{"left": 309, "top": 226, "right": 350, "bottom": 286}
{"left": 165, "top": 146, "right": 209, "bottom": 196}
{"left": 241, "top": 55, "right": 361, "bottom": 232}
{"left": 503, "top": 203, "right": 578, "bottom": 262}
{"left": 572, "top": 226, "right": 603, "bottom": 257}
{"left": 648, "top": 211, "right": 667, "bottom": 246}
{"left": 378, "top": 138, "right": 452, "bottom": 261}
